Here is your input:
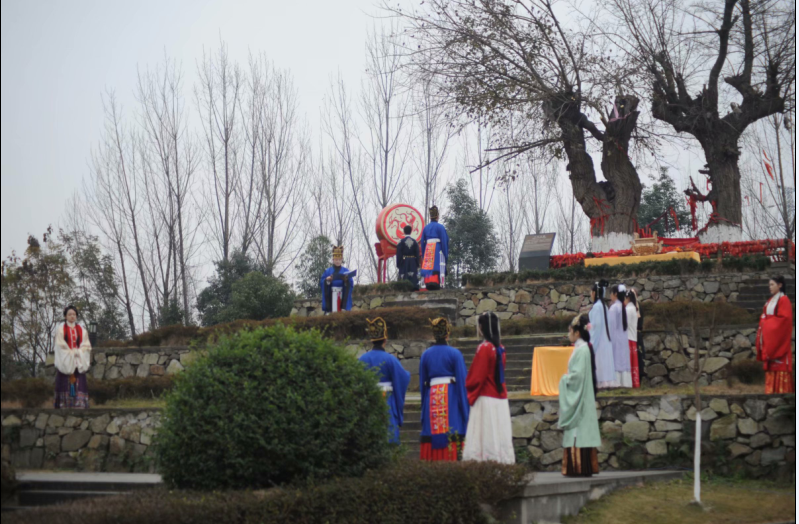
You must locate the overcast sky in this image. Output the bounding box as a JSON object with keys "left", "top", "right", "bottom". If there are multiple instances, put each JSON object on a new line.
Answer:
{"left": 1, "top": 0, "right": 379, "bottom": 258}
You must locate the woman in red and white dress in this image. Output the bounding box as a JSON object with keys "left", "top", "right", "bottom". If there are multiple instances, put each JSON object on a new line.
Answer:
{"left": 624, "top": 289, "right": 641, "bottom": 389}
{"left": 54, "top": 305, "right": 92, "bottom": 409}
{"left": 756, "top": 276, "right": 794, "bottom": 394}
{"left": 463, "top": 312, "right": 515, "bottom": 464}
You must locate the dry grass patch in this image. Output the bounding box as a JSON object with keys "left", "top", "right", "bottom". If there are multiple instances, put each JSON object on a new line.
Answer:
{"left": 563, "top": 478, "right": 796, "bottom": 524}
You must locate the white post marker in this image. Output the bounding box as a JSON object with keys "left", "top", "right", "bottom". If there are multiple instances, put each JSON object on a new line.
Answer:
{"left": 694, "top": 411, "right": 702, "bottom": 504}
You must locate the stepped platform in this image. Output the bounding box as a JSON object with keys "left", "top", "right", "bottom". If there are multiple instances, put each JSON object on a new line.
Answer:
{"left": 3, "top": 470, "right": 684, "bottom": 523}
{"left": 736, "top": 277, "right": 796, "bottom": 312}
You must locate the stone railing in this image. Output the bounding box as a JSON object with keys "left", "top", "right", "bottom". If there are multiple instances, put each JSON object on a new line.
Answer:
{"left": 1, "top": 409, "right": 160, "bottom": 473}
{"left": 3, "top": 394, "right": 793, "bottom": 478}
{"left": 292, "top": 272, "right": 773, "bottom": 326}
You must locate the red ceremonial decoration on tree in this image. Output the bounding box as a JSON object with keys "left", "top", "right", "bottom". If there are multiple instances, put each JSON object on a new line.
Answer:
{"left": 375, "top": 204, "right": 425, "bottom": 283}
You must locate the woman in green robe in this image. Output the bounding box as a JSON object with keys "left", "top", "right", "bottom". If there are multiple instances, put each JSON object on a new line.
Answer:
{"left": 559, "top": 314, "right": 602, "bottom": 477}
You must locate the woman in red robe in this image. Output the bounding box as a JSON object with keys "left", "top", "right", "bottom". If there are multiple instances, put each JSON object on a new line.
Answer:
{"left": 756, "top": 276, "right": 794, "bottom": 394}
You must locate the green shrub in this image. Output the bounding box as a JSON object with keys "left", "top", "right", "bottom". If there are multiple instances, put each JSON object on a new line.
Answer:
{"left": 727, "top": 360, "right": 766, "bottom": 385}
{"left": 155, "top": 324, "right": 393, "bottom": 491}
{"left": 462, "top": 256, "right": 770, "bottom": 287}
{"left": 451, "top": 315, "right": 575, "bottom": 339}
{"left": 353, "top": 280, "right": 417, "bottom": 296}
{"left": 1, "top": 377, "right": 176, "bottom": 408}
{"left": 4, "top": 461, "right": 527, "bottom": 524}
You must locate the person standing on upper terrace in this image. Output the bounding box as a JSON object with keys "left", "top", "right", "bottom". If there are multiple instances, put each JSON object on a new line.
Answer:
{"left": 756, "top": 276, "right": 794, "bottom": 394}
{"left": 54, "top": 305, "right": 92, "bottom": 409}
{"left": 396, "top": 225, "right": 421, "bottom": 291}
{"left": 420, "top": 205, "right": 449, "bottom": 291}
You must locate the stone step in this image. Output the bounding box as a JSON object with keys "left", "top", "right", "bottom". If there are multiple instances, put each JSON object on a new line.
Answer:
{"left": 14, "top": 472, "right": 162, "bottom": 509}
{"left": 18, "top": 490, "right": 126, "bottom": 508}
{"left": 383, "top": 299, "right": 460, "bottom": 322}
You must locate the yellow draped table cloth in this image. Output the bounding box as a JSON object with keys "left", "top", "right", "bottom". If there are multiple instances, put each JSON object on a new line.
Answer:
{"left": 529, "top": 346, "right": 574, "bottom": 397}
{"left": 583, "top": 251, "right": 701, "bottom": 267}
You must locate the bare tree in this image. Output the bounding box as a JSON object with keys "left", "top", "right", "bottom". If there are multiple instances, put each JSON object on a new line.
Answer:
{"left": 385, "top": 0, "right": 645, "bottom": 252}
{"left": 609, "top": 0, "right": 795, "bottom": 243}
{"left": 196, "top": 42, "right": 243, "bottom": 263}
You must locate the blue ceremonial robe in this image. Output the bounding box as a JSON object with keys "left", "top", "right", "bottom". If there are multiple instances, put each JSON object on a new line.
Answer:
{"left": 419, "top": 344, "right": 470, "bottom": 449}
{"left": 420, "top": 222, "right": 449, "bottom": 278}
{"left": 360, "top": 348, "right": 411, "bottom": 444}
{"left": 320, "top": 266, "right": 354, "bottom": 312}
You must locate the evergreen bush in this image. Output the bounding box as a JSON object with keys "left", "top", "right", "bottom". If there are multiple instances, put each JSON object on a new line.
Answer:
{"left": 154, "top": 324, "right": 393, "bottom": 490}
{"left": 4, "top": 462, "right": 527, "bottom": 524}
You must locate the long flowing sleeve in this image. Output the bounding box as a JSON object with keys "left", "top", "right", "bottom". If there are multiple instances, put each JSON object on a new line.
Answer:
{"left": 54, "top": 325, "right": 77, "bottom": 376}
{"left": 441, "top": 227, "right": 449, "bottom": 263}
{"left": 320, "top": 268, "right": 331, "bottom": 311}
{"left": 419, "top": 353, "right": 430, "bottom": 425}
{"left": 466, "top": 344, "right": 492, "bottom": 406}
{"left": 391, "top": 358, "right": 411, "bottom": 428}
{"left": 765, "top": 296, "right": 794, "bottom": 361}
{"left": 76, "top": 330, "right": 92, "bottom": 374}
{"left": 558, "top": 347, "right": 589, "bottom": 430}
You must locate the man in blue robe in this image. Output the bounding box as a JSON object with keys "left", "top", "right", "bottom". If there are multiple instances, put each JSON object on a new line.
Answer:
{"left": 359, "top": 317, "right": 411, "bottom": 445}
{"left": 320, "top": 245, "right": 354, "bottom": 313}
{"left": 419, "top": 317, "right": 470, "bottom": 461}
{"left": 420, "top": 206, "right": 449, "bottom": 290}
{"left": 395, "top": 225, "right": 421, "bottom": 291}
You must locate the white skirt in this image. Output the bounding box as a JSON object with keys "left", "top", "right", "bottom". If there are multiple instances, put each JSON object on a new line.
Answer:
{"left": 463, "top": 396, "right": 516, "bottom": 465}
{"left": 615, "top": 371, "right": 632, "bottom": 389}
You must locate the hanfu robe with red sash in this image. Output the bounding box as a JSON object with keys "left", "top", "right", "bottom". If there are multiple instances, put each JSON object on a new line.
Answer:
{"left": 419, "top": 344, "right": 470, "bottom": 461}
{"left": 420, "top": 222, "right": 449, "bottom": 289}
{"left": 54, "top": 323, "right": 92, "bottom": 409}
{"left": 359, "top": 348, "right": 411, "bottom": 444}
{"left": 756, "top": 293, "right": 794, "bottom": 394}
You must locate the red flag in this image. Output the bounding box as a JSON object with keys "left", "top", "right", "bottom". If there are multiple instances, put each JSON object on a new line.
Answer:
{"left": 763, "top": 150, "right": 775, "bottom": 180}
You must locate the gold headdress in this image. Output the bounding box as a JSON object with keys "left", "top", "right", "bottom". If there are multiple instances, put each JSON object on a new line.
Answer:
{"left": 366, "top": 317, "right": 388, "bottom": 342}
{"left": 430, "top": 317, "right": 451, "bottom": 341}
{"left": 332, "top": 245, "right": 344, "bottom": 260}
{"left": 429, "top": 206, "right": 440, "bottom": 222}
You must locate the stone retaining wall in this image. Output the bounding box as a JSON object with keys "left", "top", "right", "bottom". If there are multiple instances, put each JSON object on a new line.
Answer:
{"left": 2, "top": 394, "right": 793, "bottom": 478}
{"left": 292, "top": 272, "right": 772, "bottom": 326}
{"left": 511, "top": 394, "right": 794, "bottom": 479}
{"left": 1, "top": 409, "right": 160, "bottom": 473}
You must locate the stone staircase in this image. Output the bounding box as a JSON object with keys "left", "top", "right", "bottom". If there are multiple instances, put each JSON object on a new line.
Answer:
{"left": 735, "top": 277, "right": 796, "bottom": 312}
{"left": 400, "top": 334, "right": 569, "bottom": 458}
{"left": 383, "top": 297, "right": 460, "bottom": 322}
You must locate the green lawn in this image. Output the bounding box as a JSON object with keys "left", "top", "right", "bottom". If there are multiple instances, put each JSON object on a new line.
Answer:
{"left": 563, "top": 478, "right": 796, "bottom": 524}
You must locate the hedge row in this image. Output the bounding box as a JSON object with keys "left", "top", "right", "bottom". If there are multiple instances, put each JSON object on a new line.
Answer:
{"left": 450, "top": 315, "right": 576, "bottom": 339}
{"left": 462, "top": 256, "right": 771, "bottom": 287}
{"left": 0, "top": 377, "right": 175, "bottom": 408}
{"left": 4, "top": 461, "right": 528, "bottom": 524}
{"left": 102, "top": 307, "right": 445, "bottom": 348}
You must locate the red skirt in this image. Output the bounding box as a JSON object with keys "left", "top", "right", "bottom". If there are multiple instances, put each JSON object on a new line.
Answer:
{"left": 420, "top": 442, "right": 462, "bottom": 462}
{"left": 628, "top": 341, "right": 640, "bottom": 389}
{"left": 765, "top": 371, "right": 794, "bottom": 394}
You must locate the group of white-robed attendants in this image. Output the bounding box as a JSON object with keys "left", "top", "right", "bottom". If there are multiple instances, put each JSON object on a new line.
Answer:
{"left": 588, "top": 281, "right": 643, "bottom": 390}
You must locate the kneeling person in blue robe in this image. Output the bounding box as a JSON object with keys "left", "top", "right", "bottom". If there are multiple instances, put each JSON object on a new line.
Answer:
{"left": 359, "top": 317, "right": 411, "bottom": 445}
{"left": 419, "top": 317, "right": 470, "bottom": 461}
{"left": 320, "top": 245, "right": 354, "bottom": 313}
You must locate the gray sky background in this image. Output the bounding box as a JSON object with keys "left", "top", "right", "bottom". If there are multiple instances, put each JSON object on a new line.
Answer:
{"left": 1, "top": 0, "right": 375, "bottom": 258}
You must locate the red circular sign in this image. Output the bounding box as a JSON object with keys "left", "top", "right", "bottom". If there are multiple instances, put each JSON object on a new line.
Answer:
{"left": 376, "top": 204, "right": 425, "bottom": 247}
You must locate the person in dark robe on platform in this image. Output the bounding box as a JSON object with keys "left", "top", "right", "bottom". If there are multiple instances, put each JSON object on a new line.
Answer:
{"left": 756, "top": 276, "right": 794, "bottom": 394}
{"left": 420, "top": 206, "right": 449, "bottom": 291}
{"left": 320, "top": 245, "right": 354, "bottom": 313}
{"left": 419, "top": 318, "right": 470, "bottom": 461}
{"left": 396, "top": 225, "right": 421, "bottom": 291}
{"left": 463, "top": 312, "right": 515, "bottom": 464}
{"left": 359, "top": 318, "right": 411, "bottom": 444}
{"left": 54, "top": 305, "right": 92, "bottom": 409}
{"left": 559, "top": 314, "right": 601, "bottom": 477}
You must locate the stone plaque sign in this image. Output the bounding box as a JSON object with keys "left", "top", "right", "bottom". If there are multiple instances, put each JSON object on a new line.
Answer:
{"left": 519, "top": 233, "right": 556, "bottom": 271}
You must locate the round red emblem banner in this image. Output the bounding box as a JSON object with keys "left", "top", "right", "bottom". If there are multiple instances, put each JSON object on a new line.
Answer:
{"left": 376, "top": 204, "right": 425, "bottom": 247}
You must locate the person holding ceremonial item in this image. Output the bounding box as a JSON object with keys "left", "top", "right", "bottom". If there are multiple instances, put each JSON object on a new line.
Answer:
{"left": 419, "top": 317, "right": 470, "bottom": 461}
{"left": 420, "top": 205, "right": 449, "bottom": 291}
{"left": 589, "top": 282, "right": 618, "bottom": 389}
{"left": 396, "top": 225, "right": 421, "bottom": 291}
{"left": 54, "top": 305, "right": 92, "bottom": 409}
{"left": 463, "top": 312, "right": 514, "bottom": 464}
{"left": 624, "top": 289, "right": 641, "bottom": 389}
{"left": 756, "top": 276, "right": 794, "bottom": 394}
{"left": 559, "top": 314, "right": 601, "bottom": 477}
{"left": 320, "top": 245, "right": 354, "bottom": 313}
{"left": 359, "top": 318, "right": 411, "bottom": 444}
{"left": 609, "top": 285, "right": 632, "bottom": 388}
